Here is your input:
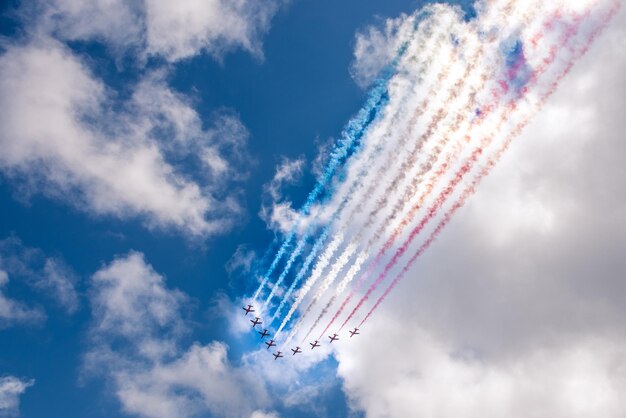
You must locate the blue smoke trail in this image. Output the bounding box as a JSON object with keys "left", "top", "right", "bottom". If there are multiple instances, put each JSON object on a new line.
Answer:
{"left": 261, "top": 88, "right": 392, "bottom": 311}
{"left": 252, "top": 67, "right": 396, "bottom": 301}
{"left": 269, "top": 224, "right": 331, "bottom": 325}
{"left": 262, "top": 237, "right": 307, "bottom": 310}
{"left": 264, "top": 13, "right": 444, "bottom": 318}
{"left": 252, "top": 12, "right": 428, "bottom": 302}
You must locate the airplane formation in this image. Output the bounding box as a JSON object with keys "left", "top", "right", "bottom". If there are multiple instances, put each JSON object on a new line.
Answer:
{"left": 243, "top": 305, "right": 359, "bottom": 360}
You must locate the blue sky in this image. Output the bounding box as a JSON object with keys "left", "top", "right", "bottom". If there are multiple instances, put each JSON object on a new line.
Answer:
{"left": 1, "top": 0, "right": 625, "bottom": 417}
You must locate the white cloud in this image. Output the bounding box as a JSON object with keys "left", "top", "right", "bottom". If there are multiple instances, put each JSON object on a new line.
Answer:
{"left": 263, "top": 157, "right": 305, "bottom": 202}
{"left": 86, "top": 252, "right": 270, "bottom": 418}
{"left": 0, "top": 270, "right": 46, "bottom": 328}
{"left": 350, "top": 13, "right": 414, "bottom": 89}
{"left": 334, "top": 3, "right": 626, "bottom": 417}
{"left": 143, "top": 0, "right": 279, "bottom": 61}
{"left": 0, "top": 376, "right": 34, "bottom": 417}
{"left": 249, "top": 411, "right": 279, "bottom": 418}
{"left": 0, "top": 236, "right": 78, "bottom": 314}
{"left": 33, "top": 0, "right": 280, "bottom": 62}
{"left": 225, "top": 245, "right": 256, "bottom": 276}
{"left": 0, "top": 40, "right": 248, "bottom": 237}
{"left": 259, "top": 157, "right": 305, "bottom": 233}
{"left": 41, "top": 259, "right": 79, "bottom": 313}
{"left": 337, "top": 324, "right": 626, "bottom": 418}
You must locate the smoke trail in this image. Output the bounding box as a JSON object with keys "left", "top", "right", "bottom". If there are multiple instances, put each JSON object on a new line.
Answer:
{"left": 251, "top": 27, "right": 417, "bottom": 301}
{"left": 271, "top": 11, "right": 458, "bottom": 336}
{"left": 274, "top": 233, "right": 343, "bottom": 338}
{"left": 310, "top": 67, "right": 492, "bottom": 340}
{"left": 269, "top": 224, "right": 331, "bottom": 324}
{"left": 254, "top": 7, "right": 450, "bottom": 303}
{"left": 288, "top": 242, "right": 356, "bottom": 341}
{"left": 261, "top": 237, "right": 308, "bottom": 312}
{"left": 280, "top": 251, "right": 368, "bottom": 347}
{"left": 304, "top": 15, "right": 497, "bottom": 341}
{"left": 317, "top": 35, "right": 492, "bottom": 338}
{"left": 299, "top": 252, "right": 368, "bottom": 342}
{"left": 283, "top": 0, "right": 541, "bottom": 344}
{"left": 343, "top": 2, "right": 607, "bottom": 331}
{"left": 265, "top": 14, "right": 446, "bottom": 320}
{"left": 318, "top": 0, "right": 546, "bottom": 338}
{"left": 286, "top": 37, "right": 464, "bottom": 339}
{"left": 358, "top": 0, "right": 619, "bottom": 328}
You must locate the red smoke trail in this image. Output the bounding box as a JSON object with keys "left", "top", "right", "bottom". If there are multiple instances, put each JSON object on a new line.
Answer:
{"left": 323, "top": 4, "right": 596, "bottom": 337}
{"left": 317, "top": 85, "right": 501, "bottom": 338}
{"left": 356, "top": 1, "right": 618, "bottom": 329}
{"left": 315, "top": 1, "right": 559, "bottom": 341}
{"left": 284, "top": 28, "right": 467, "bottom": 343}
{"left": 317, "top": 63, "right": 505, "bottom": 340}
{"left": 314, "top": 30, "right": 507, "bottom": 340}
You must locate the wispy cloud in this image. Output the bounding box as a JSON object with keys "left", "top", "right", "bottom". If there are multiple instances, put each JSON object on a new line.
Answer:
{"left": 0, "top": 376, "right": 34, "bottom": 417}
{"left": 85, "top": 252, "right": 271, "bottom": 418}
{"left": 0, "top": 40, "right": 249, "bottom": 237}
{"left": 259, "top": 157, "right": 306, "bottom": 233}
{"left": 26, "top": 0, "right": 282, "bottom": 62}
{"left": 0, "top": 236, "right": 78, "bottom": 317}
{"left": 334, "top": 3, "right": 626, "bottom": 417}
{"left": 0, "top": 270, "right": 45, "bottom": 328}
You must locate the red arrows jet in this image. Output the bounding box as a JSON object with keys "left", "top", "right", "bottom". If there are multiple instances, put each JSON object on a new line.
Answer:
{"left": 273, "top": 351, "right": 283, "bottom": 360}
{"left": 258, "top": 329, "right": 270, "bottom": 339}
{"left": 242, "top": 305, "right": 255, "bottom": 315}
{"left": 291, "top": 346, "right": 302, "bottom": 355}
{"left": 328, "top": 333, "right": 339, "bottom": 343}
{"left": 250, "top": 317, "right": 262, "bottom": 327}
{"left": 349, "top": 328, "right": 360, "bottom": 337}
{"left": 265, "top": 339, "right": 276, "bottom": 349}
{"left": 309, "top": 340, "right": 320, "bottom": 349}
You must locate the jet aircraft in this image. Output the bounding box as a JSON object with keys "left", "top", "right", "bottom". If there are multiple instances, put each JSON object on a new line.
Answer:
{"left": 291, "top": 347, "right": 302, "bottom": 355}
{"left": 309, "top": 340, "right": 320, "bottom": 349}
{"left": 265, "top": 339, "right": 276, "bottom": 349}
{"left": 328, "top": 333, "right": 339, "bottom": 343}
{"left": 349, "top": 328, "right": 360, "bottom": 337}
{"left": 250, "top": 317, "right": 262, "bottom": 327}
{"left": 258, "top": 329, "right": 269, "bottom": 339}
{"left": 242, "top": 305, "right": 255, "bottom": 315}
{"left": 273, "top": 351, "right": 283, "bottom": 360}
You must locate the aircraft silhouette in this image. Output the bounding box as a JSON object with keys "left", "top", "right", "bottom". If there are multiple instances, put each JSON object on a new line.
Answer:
{"left": 309, "top": 340, "right": 320, "bottom": 349}
{"left": 265, "top": 339, "right": 276, "bottom": 349}
{"left": 328, "top": 333, "right": 339, "bottom": 343}
{"left": 250, "top": 317, "right": 262, "bottom": 327}
{"left": 291, "top": 346, "right": 302, "bottom": 355}
{"left": 242, "top": 305, "right": 255, "bottom": 315}
{"left": 349, "top": 328, "right": 360, "bottom": 337}
{"left": 258, "top": 329, "right": 269, "bottom": 339}
{"left": 273, "top": 351, "right": 283, "bottom": 360}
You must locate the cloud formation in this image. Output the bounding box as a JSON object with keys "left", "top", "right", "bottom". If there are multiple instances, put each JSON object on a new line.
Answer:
{"left": 0, "top": 376, "right": 34, "bottom": 417}
{"left": 0, "top": 40, "right": 249, "bottom": 237}
{"left": 85, "top": 252, "right": 270, "bottom": 418}
{"left": 350, "top": 14, "right": 414, "bottom": 89}
{"left": 0, "top": 270, "right": 45, "bottom": 328}
{"left": 334, "top": 3, "right": 626, "bottom": 417}
{"left": 259, "top": 157, "right": 306, "bottom": 233}
{"left": 33, "top": 0, "right": 280, "bottom": 62}
{"left": 0, "top": 236, "right": 78, "bottom": 314}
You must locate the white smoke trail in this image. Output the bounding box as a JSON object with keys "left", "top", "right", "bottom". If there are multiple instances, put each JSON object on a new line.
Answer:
{"left": 314, "top": 0, "right": 549, "bottom": 339}
{"left": 278, "top": 23, "right": 464, "bottom": 337}
{"left": 276, "top": 9, "right": 473, "bottom": 343}
{"left": 274, "top": 232, "right": 343, "bottom": 338}
{"left": 270, "top": 9, "right": 456, "bottom": 332}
